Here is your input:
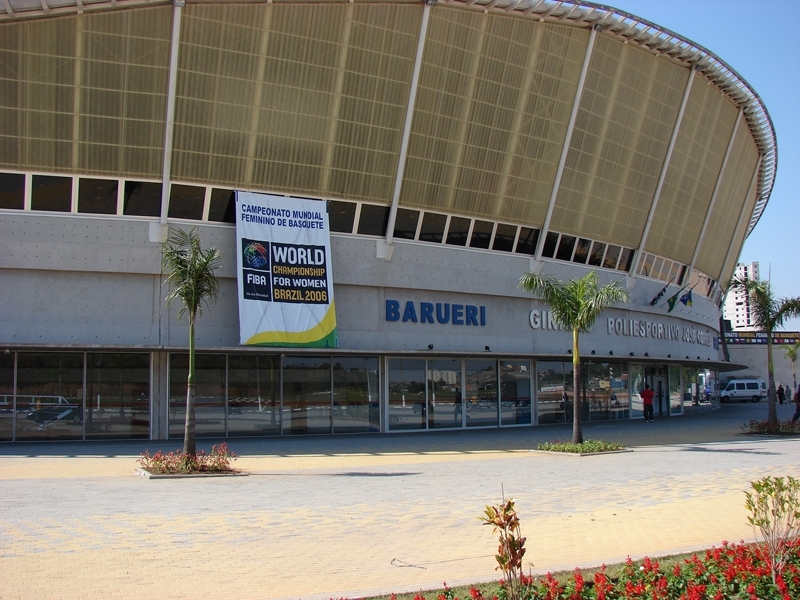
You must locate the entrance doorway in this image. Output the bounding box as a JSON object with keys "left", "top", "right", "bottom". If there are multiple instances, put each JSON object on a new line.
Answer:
{"left": 645, "top": 366, "right": 668, "bottom": 418}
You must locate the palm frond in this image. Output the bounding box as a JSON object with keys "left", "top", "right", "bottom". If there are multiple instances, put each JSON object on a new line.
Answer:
{"left": 162, "top": 227, "right": 222, "bottom": 322}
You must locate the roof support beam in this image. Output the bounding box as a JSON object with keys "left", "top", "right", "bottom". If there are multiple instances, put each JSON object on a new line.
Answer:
{"left": 631, "top": 66, "right": 695, "bottom": 277}
{"left": 687, "top": 107, "right": 743, "bottom": 279}
{"left": 383, "top": 1, "right": 432, "bottom": 256}
{"left": 159, "top": 0, "right": 184, "bottom": 229}
{"left": 534, "top": 25, "right": 598, "bottom": 261}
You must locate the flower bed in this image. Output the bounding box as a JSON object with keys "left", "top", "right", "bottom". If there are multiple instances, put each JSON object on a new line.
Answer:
{"left": 536, "top": 440, "right": 625, "bottom": 454}
{"left": 741, "top": 420, "right": 800, "bottom": 435}
{"left": 378, "top": 540, "right": 800, "bottom": 600}
{"left": 137, "top": 443, "right": 237, "bottom": 475}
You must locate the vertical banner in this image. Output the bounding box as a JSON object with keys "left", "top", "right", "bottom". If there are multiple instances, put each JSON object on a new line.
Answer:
{"left": 235, "top": 192, "right": 338, "bottom": 347}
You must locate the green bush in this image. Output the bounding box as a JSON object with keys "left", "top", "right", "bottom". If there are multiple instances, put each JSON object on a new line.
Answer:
{"left": 536, "top": 440, "right": 624, "bottom": 454}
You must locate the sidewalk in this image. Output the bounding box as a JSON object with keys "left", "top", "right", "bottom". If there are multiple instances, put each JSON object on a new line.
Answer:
{"left": 2, "top": 402, "right": 799, "bottom": 600}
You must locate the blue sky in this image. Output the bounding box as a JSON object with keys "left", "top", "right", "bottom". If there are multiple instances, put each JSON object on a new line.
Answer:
{"left": 604, "top": 0, "right": 799, "bottom": 330}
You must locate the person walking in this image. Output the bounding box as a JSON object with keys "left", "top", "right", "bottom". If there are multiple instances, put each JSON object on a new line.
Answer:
{"left": 792, "top": 386, "right": 800, "bottom": 423}
{"left": 642, "top": 384, "right": 654, "bottom": 422}
{"left": 777, "top": 384, "right": 785, "bottom": 405}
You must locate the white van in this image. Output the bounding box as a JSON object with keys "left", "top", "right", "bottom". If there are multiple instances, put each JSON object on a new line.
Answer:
{"left": 720, "top": 379, "right": 767, "bottom": 403}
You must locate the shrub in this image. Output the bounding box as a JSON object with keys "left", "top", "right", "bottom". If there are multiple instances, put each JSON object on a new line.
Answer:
{"left": 138, "top": 443, "right": 237, "bottom": 474}
{"left": 740, "top": 419, "right": 800, "bottom": 434}
{"left": 481, "top": 498, "right": 526, "bottom": 600}
{"left": 536, "top": 440, "right": 624, "bottom": 454}
{"left": 745, "top": 475, "right": 800, "bottom": 586}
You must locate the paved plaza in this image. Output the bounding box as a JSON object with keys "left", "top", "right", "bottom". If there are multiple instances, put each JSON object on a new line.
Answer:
{"left": 2, "top": 402, "right": 800, "bottom": 600}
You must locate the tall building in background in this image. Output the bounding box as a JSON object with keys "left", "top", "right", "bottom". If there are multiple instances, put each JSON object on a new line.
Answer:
{"left": 724, "top": 262, "right": 760, "bottom": 331}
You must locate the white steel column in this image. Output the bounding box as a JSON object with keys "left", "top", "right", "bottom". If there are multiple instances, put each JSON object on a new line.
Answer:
{"left": 384, "top": 2, "right": 432, "bottom": 252}
{"left": 631, "top": 67, "right": 695, "bottom": 275}
{"left": 534, "top": 26, "right": 597, "bottom": 261}
{"left": 159, "top": 0, "right": 184, "bottom": 228}
{"left": 688, "top": 108, "right": 743, "bottom": 273}
{"left": 718, "top": 154, "right": 762, "bottom": 303}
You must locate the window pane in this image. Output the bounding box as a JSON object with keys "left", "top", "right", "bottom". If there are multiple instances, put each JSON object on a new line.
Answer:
{"left": 78, "top": 178, "right": 118, "bottom": 215}
{"left": 427, "top": 359, "right": 462, "bottom": 429}
{"left": 124, "top": 181, "right": 162, "bottom": 217}
{"left": 168, "top": 184, "right": 205, "bottom": 220}
{"left": 669, "top": 365, "right": 682, "bottom": 415}
{"left": 536, "top": 361, "right": 565, "bottom": 424}
{"left": 333, "top": 357, "right": 379, "bottom": 433}
{"left": 446, "top": 216, "right": 470, "bottom": 246}
{"left": 227, "top": 355, "right": 280, "bottom": 437}
{"left": 556, "top": 235, "right": 576, "bottom": 261}
{"left": 603, "top": 245, "right": 621, "bottom": 269}
{"left": 469, "top": 220, "right": 493, "bottom": 249}
{"left": 357, "top": 204, "right": 390, "bottom": 236}
{"left": 515, "top": 227, "right": 539, "bottom": 256}
{"left": 388, "top": 359, "right": 426, "bottom": 431}
{"left": 169, "top": 354, "right": 226, "bottom": 438}
{"left": 587, "top": 362, "right": 628, "bottom": 422}
{"left": 329, "top": 200, "right": 356, "bottom": 233}
{"left": 85, "top": 353, "right": 150, "bottom": 439}
{"left": 541, "top": 231, "right": 559, "bottom": 258}
{"left": 588, "top": 241, "right": 605, "bottom": 267}
{"left": 618, "top": 248, "right": 635, "bottom": 271}
{"left": 630, "top": 364, "right": 644, "bottom": 419}
{"left": 0, "top": 172, "right": 25, "bottom": 210}
{"left": 16, "top": 353, "right": 84, "bottom": 441}
{"left": 393, "top": 208, "right": 419, "bottom": 240}
{"left": 282, "top": 356, "right": 331, "bottom": 435}
{"left": 639, "top": 253, "right": 654, "bottom": 277}
{"left": 32, "top": 175, "right": 71, "bottom": 212}
{"left": 465, "top": 360, "right": 497, "bottom": 427}
{"left": 500, "top": 360, "right": 531, "bottom": 426}
{"left": 419, "top": 212, "right": 446, "bottom": 243}
{"left": 492, "top": 224, "right": 517, "bottom": 252}
{"left": 209, "top": 188, "right": 235, "bottom": 223}
{"left": 0, "top": 352, "right": 14, "bottom": 441}
{"left": 572, "top": 238, "right": 591, "bottom": 264}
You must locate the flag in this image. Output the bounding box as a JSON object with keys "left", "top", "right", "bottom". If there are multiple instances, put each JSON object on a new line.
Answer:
{"left": 680, "top": 289, "right": 693, "bottom": 306}
{"left": 667, "top": 292, "right": 680, "bottom": 312}
{"left": 648, "top": 277, "right": 674, "bottom": 306}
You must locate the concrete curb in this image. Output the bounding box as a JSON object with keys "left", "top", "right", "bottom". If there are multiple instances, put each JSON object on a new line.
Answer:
{"left": 527, "top": 449, "right": 633, "bottom": 457}
{"left": 134, "top": 467, "right": 248, "bottom": 479}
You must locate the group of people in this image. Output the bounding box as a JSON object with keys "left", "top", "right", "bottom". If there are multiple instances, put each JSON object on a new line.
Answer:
{"left": 776, "top": 384, "right": 800, "bottom": 423}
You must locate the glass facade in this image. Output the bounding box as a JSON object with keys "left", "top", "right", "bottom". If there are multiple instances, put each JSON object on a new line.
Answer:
{"left": 0, "top": 350, "right": 725, "bottom": 442}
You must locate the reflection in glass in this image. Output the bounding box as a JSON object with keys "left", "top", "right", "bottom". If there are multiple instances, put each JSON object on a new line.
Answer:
{"left": 227, "top": 355, "right": 280, "bottom": 437}
{"left": 168, "top": 184, "right": 205, "bottom": 220}
{"left": 428, "top": 359, "right": 462, "bottom": 429}
{"left": 586, "top": 362, "right": 629, "bottom": 421}
{"left": 78, "top": 178, "right": 118, "bottom": 215}
{"left": 618, "top": 247, "right": 635, "bottom": 271}
{"left": 669, "top": 365, "right": 682, "bottom": 415}
{"left": 0, "top": 172, "right": 25, "bottom": 210}
{"left": 500, "top": 361, "right": 531, "bottom": 426}
{"left": 682, "top": 366, "right": 699, "bottom": 413}
{"left": 556, "top": 235, "right": 576, "bottom": 261}
{"left": 32, "top": 175, "right": 72, "bottom": 212}
{"left": 209, "top": 188, "right": 235, "bottom": 223}
{"left": 169, "top": 354, "right": 226, "bottom": 438}
{"left": 419, "top": 213, "right": 447, "bottom": 243}
{"left": 515, "top": 227, "right": 539, "bottom": 256}
{"left": 588, "top": 241, "right": 605, "bottom": 267}
{"left": 282, "top": 357, "right": 332, "bottom": 435}
{"left": 603, "top": 245, "right": 620, "bottom": 269}
{"left": 573, "top": 238, "right": 591, "bottom": 264}
{"left": 333, "top": 357, "right": 379, "bottom": 433}
{"left": 357, "top": 204, "right": 390, "bottom": 236}
{"left": 537, "top": 361, "right": 565, "bottom": 424}
{"left": 329, "top": 200, "right": 356, "bottom": 233}
{"left": 124, "top": 181, "right": 162, "bottom": 217}
{"left": 541, "top": 232, "right": 559, "bottom": 258}
{"left": 469, "top": 220, "right": 493, "bottom": 249}
{"left": 446, "top": 217, "right": 470, "bottom": 246}
{"left": 393, "top": 208, "right": 419, "bottom": 240}
{"left": 465, "top": 360, "right": 497, "bottom": 427}
{"left": 0, "top": 352, "right": 14, "bottom": 441}
{"left": 388, "top": 359, "right": 425, "bottom": 430}
{"left": 85, "top": 354, "right": 150, "bottom": 439}
{"left": 630, "top": 364, "right": 644, "bottom": 419}
{"left": 492, "top": 224, "right": 517, "bottom": 252}
{"left": 16, "top": 353, "right": 84, "bottom": 441}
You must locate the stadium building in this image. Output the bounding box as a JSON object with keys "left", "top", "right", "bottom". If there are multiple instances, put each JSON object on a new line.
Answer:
{"left": 0, "top": 0, "right": 776, "bottom": 442}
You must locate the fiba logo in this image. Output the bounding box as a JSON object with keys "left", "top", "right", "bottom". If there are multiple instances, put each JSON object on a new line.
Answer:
{"left": 243, "top": 242, "right": 268, "bottom": 270}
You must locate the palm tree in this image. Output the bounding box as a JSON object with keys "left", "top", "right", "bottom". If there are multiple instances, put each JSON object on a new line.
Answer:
{"left": 727, "top": 276, "right": 800, "bottom": 431}
{"left": 162, "top": 228, "right": 222, "bottom": 455}
{"left": 782, "top": 341, "right": 800, "bottom": 401}
{"left": 519, "top": 270, "right": 630, "bottom": 443}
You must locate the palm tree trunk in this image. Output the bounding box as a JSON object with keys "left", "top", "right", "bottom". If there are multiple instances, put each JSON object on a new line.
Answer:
{"left": 572, "top": 328, "right": 583, "bottom": 445}
{"left": 184, "top": 316, "right": 197, "bottom": 455}
{"left": 766, "top": 336, "right": 777, "bottom": 432}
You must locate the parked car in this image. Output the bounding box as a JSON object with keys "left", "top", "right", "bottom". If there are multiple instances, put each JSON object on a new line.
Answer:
{"left": 26, "top": 396, "right": 82, "bottom": 424}
{"left": 720, "top": 379, "right": 766, "bottom": 403}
